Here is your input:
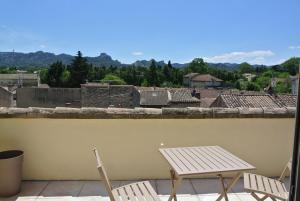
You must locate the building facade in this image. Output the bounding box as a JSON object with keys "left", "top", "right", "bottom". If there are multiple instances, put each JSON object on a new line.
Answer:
{"left": 0, "top": 73, "right": 39, "bottom": 87}
{"left": 183, "top": 73, "right": 223, "bottom": 88}
{"left": 0, "top": 87, "right": 13, "bottom": 107}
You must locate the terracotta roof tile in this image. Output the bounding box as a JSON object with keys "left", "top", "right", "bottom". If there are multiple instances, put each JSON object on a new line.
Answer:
{"left": 190, "top": 74, "right": 223, "bottom": 82}
{"left": 211, "top": 94, "right": 282, "bottom": 108}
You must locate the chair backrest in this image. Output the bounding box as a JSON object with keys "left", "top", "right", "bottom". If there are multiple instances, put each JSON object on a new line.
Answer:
{"left": 279, "top": 158, "right": 292, "bottom": 182}
{"left": 92, "top": 148, "right": 115, "bottom": 201}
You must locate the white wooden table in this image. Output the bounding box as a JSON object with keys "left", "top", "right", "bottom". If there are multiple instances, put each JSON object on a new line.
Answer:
{"left": 159, "top": 146, "right": 256, "bottom": 201}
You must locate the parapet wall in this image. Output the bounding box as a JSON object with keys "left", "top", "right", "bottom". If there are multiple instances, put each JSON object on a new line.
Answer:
{"left": 0, "top": 107, "right": 296, "bottom": 118}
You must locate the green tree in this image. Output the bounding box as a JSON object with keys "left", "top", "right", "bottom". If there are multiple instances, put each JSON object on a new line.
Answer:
{"left": 148, "top": 60, "right": 159, "bottom": 86}
{"left": 69, "top": 51, "right": 89, "bottom": 87}
{"left": 163, "top": 60, "right": 173, "bottom": 82}
{"left": 246, "top": 82, "right": 260, "bottom": 91}
{"left": 186, "top": 58, "right": 208, "bottom": 74}
{"left": 60, "top": 69, "right": 71, "bottom": 86}
{"left": 39, "top": 69, "right": 49, "bottom": 84}
{"left": 255, "top": 76, "right": 271, "bottom": 89}
{"left": 275, "top": 81, "right": 291, "bottom": 93}
{"left": 101, "top": 74, "right": 126, "bottom": 85}
{"left": 47, "top": 61, "right": 65, "bottom": 87}
{"left": 239, "top": 62, "right": 254, "bottom": 74}
{"left": 281, "top": 57, "right": 300, "bottom": 75}
{"left": 235, "top": 80, "right": 242, "bottom": 90}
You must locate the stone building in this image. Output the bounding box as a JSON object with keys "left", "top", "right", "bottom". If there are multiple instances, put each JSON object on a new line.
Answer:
{"left": 0, "top": 87, "right": 13, "bottom": 107}
{"left": 0, "top": 73, "right": 39, "bottom": 87}
{"left": 290, "top": 75, "right": 298, "bottom": 95}
{"left": 137, "top": 87, "right": 200, "bottom": 108}
{"left": 183, "top": 73, "right": 223, "bottom": 88}
{"left": 81, "top": 84, "right": 139, "bottom": 108}
{"left": 17, "top": 87, "right": 81, "bottom": 108}
{"left": 139, "top": 90, "right": 170, "bottom": 108}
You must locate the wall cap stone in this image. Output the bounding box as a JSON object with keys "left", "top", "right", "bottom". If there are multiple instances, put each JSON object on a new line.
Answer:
{"left": 0, "top": 107, "right": 296, "bottom": 119}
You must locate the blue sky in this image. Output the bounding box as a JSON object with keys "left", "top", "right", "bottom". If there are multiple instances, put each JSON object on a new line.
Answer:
{"left": 0, "top": 0, "right": 299, "bottom": 65}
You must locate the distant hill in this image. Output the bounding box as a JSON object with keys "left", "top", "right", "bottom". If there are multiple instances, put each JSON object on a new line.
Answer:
{"left": 132, "top": 60, "right": 166, "bottom": 68}
{"left": 0, "top": 51, "right": 279, "bottom": 71}
{"left": 0, "top": 51, "right": 121, "bottom": 68}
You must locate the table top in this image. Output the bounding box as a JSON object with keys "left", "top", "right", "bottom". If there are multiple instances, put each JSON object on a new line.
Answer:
{"left": 159, "top": 146, "right": 255, "bottom": 176}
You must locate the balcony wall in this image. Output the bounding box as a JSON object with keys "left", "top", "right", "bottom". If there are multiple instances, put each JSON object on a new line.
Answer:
{"left": 0, "top": 107, "right": 295, "bottom": 180}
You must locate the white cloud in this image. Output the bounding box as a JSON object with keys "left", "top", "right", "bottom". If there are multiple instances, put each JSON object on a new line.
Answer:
{"left": 39, "top": 44, "right": 46, "bottom": 49}
{"left": 203, "top": 50, "right": 275, "bottom": 64}
{"left": 289, "top": 45, "right": 300, "bottom": 50}
{"left": 132, "top": 51, "right": 143, "bottom": 56}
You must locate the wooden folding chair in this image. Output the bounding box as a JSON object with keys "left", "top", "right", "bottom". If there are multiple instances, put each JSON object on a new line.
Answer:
{"left": 244, "top": 159, "right": 291, "bottom": 201}
{"left": 92, "top": 148, "right": 161, "bottom": 201}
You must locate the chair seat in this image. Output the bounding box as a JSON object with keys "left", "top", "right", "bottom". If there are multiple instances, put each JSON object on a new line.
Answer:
{"left": 112, "top": 181, "right": 161, "bottom": 201}
{"left": 244, "top": 173, "right": 288, "bottom": 200}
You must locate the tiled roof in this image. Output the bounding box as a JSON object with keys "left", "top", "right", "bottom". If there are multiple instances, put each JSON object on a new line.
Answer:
{"left": 137, "top": 87, "right": 200, "bottom": 105}
{"left": 139, "top": 90, "right": 170, "bottom": 106}
{"left": 168, "top": 89, "right": 200, "bottom": 103}
{"left": 0, "top": 74, "right": 38, "bottom": 80}
{"left": 190, "top": 74, "right": 223, "bottom": 82}
{"left": 211, "top": 94, "right": 282, "bottom": 108}
{"left": 198, "top": 88, "right": 222, "bottom": 98}
{"left": 200, "top": 98, "right": 216, "bottom": 108}
{"left": 275, "top": 94, "right": 297, "bottom": 107}
{"left": 184, "top": 73, "right": 199, "bottom": 78}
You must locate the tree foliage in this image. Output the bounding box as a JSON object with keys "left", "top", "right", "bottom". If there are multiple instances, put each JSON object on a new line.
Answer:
{"left": 101, "top": 74, "right": 126, "bottom": 85}
{"left": 69, "top": 51, "right": 89, "bottom": 87}
{"left": 23, "top": 51, "right": 294, "bottom": 94}
{"left": 239, "top": 62, "right": 254, "bottom": 74}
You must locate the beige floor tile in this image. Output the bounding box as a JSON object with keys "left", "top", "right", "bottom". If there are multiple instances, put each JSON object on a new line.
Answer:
{"left": 39, "top": 181, "right": 85, "bottom": 197}
{"left": 159, "top": 194, "right": 202, "bottom": 201}
{"left": 1, "top": 181, "right": 48, "bottom": 201}
{"left": 78, "top": 180, "right": 120, "bottom": 197}
{"left": 156, "top": 179, "right": 196, "bottom": 195}
{"left": 197, "top": 193, "right": 241, "bottom": 201}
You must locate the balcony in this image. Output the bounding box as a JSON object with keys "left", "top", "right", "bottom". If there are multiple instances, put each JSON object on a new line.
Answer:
{"left": 0, "top": 107, "right": 294, "bottom": 200}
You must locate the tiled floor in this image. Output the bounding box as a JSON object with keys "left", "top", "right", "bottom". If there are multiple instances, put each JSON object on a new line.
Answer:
{"left": 1, "top": 178, "right": 290, "bottom": 201}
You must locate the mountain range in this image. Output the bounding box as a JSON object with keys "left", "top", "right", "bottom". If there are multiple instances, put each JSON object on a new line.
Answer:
{"left": 0, "top": 51, "right": 265, "bottom": 70}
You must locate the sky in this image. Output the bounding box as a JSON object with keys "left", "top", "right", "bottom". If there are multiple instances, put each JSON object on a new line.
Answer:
{"left": 0, "top": 0, "right": 300, "bottom": 65}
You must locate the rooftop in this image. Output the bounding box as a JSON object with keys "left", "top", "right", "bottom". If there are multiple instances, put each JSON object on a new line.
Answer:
{"left": 139, "top": 90, "right": 171, "bottom": 106}
{"left": 184, "top": 74, "right": 223, "bottom": 82}
{"left": 275, "top": 94, "right": 297, "bottom": 107}
{"left": 0, "top": 73, "right": 38, "bottom": 80}
{"left": 168, "top": 88, "right": 200, "bottom": 103}
{"left": 210, "top": 93, "right": 296, "bottom": 108}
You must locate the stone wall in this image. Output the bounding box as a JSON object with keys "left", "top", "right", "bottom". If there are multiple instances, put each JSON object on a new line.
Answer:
{"left": 81, "top": 85, "right": 139, "bottom": 108}
{"left": 0, "top": 107, "right": 295, "bottom": 119}
{"left": 0, "top": 87, "right": 13, "bottom": 107}
{"left": 16, "top": 88, "right": 81, "bottom": 108}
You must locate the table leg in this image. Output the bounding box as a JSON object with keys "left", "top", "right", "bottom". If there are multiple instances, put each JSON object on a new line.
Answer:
{"left": 168, "top": 169, "right": 182, "bottom": 201}
{"left": 219, "top": 174, "right": 229, "bottom": 201}
{"left": 216, "top": 172, "right": 242, "bottom": 201}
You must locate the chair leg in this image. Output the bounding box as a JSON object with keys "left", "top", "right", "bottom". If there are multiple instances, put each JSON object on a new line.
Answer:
{"left": 251, "top": 192, "right": 276, "bottom": 201}
{"left": 251, "top": 192, "right": 264, "bottom": 201}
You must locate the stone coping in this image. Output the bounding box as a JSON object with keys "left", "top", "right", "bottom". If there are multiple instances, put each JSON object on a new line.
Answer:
{"left": 0, "top": 107, "right": 296, "bottom": 119}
